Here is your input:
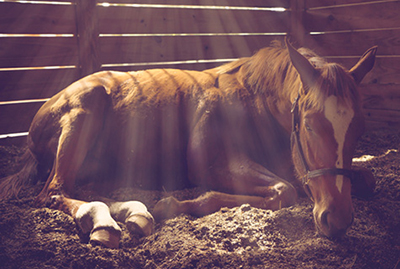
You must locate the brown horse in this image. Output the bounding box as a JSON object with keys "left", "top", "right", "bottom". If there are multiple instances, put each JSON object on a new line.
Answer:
{"left": 0, "top": 40, "right": 377, "bottom": 248}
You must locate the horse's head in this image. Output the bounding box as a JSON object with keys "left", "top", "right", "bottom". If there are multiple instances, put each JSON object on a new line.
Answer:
{"left": 287, "top": 41, "right": 377, "bottom": 238}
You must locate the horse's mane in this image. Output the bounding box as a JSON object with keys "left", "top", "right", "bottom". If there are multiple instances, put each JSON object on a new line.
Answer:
{"left": 219, "top": 41, "right": 360, "bottom": 112}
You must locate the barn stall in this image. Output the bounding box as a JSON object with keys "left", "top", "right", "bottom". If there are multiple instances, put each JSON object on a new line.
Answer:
{"left": 0, "top": 0, "right": 399, "bottom": 268}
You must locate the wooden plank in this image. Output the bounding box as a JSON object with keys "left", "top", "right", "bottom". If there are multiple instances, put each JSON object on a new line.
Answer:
{"left": 0, "top": 68, "right": 79, "bottom": 101}
{"left": 289, "top": 0, "right": 306, "bottom": 46}
{"left": 365, "top": 120, "right": 400, "bottom": 131}
{"left": 101, "top": 0, "right": 290, "bottom": 8}
{"left": 0, "top": 37, "right": 78, "bottom": 68}
{"left": 0, "top": 102, "right": 43, "bottom": 134}
{"left": 305, "top": 1, "right": 400, "bottom": 32}
{"left": 306, "top": 0, "right": 397, "bottom": 9}
{"left": 361, "top": 84, "right": 400, "bottom": 111}
{"left": 98, "top": 35, "right": 284, "bottom": 66}
{"left": 0, "top": 136, "right": 27, "bottom": 147}
{"left": 97, "top": 7, "right": 289, "bottom": 34}
{"left": 304, "top": 29, "right": 400, "bottom": 57}
{"left": 76, "top": 0, "right": 101, "bottom": 77}
{"left": 363, "top": 108, "right": 400, "bottom": 125}
{"left": 0, "top": 2, "right": 76, "bottom": 34}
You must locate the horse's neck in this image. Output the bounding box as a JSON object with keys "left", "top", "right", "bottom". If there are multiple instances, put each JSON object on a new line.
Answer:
{"left": 264, "top": 95, "right": 293, "bottom": 134}
{"left": 235, "top": 59, "right": 297, "bottom": 134}
{"left": 249, "top": 84, "right": 294, "bottom": 135}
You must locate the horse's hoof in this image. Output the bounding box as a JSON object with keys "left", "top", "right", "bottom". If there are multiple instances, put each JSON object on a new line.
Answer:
{"left": 152, "top": 196, "right": 182, "bottom": 221}
{"left": 126, "top": 212, "right": 154, "bottom": 237}
{"left": 90, "top": 228, "right": 121, "bottom": 248}
{"left": 46, "top": 195, "right": 63, "bottom": 208}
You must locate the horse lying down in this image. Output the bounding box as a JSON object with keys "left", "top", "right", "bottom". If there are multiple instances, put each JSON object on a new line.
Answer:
{"left": 0, "top": 40, "right": 377, "bottom": 248}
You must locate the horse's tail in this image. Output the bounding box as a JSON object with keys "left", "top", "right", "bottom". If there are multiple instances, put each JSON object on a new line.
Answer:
{"left": 0, "top": 149, "right": 38, "bottom": 200}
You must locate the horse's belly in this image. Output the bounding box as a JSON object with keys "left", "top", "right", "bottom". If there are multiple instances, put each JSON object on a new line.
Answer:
{"left": 87, "top": 110, "right": 190, "bottom": 190}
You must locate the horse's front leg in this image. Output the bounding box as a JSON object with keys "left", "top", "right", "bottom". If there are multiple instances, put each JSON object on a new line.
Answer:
{"left": 153, "top": 111, "right": 297, "bottom": 220}
{"left": 153, "top": 184, "right": 296, "bottom": 221}
{"left": 152, "top": 157, "right": 297, "bottom": 220}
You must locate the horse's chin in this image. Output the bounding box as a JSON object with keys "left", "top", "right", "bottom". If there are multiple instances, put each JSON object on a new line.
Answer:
{"left": 315, "top": 221, "right": 348, "bottom": 239}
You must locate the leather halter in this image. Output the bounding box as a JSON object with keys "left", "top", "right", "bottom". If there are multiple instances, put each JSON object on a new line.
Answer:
{"left": 290, "top": 92, "right": 356, "bottom": 201}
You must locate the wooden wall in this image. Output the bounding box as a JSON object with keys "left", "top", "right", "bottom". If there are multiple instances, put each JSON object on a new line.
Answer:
{"left": 300, "top": 0, "right": 400, "bottom": 130}
{"left": 0, "top": 0, "right": 399, "bottom": 145}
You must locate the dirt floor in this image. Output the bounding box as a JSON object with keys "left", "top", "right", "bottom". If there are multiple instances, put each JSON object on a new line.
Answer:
{"left": 0, "top": 129, "right": 399, "bottom": 269}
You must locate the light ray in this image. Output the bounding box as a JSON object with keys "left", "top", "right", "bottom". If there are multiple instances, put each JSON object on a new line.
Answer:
{"left": 98, "top": 2, "right": 286, "bottom": 12}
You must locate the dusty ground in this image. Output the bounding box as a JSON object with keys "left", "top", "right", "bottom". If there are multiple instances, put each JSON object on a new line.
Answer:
{"left": 0, "top": 129, "right": 399, "bottom": 269}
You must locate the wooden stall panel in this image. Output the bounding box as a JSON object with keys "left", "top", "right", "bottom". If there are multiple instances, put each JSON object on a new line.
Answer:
{"left": 0, "top": 2, "right": 76, "bottom": 34}
{"left": 99, "top": 35, "right": 285, "bottom": 70}
{"left": 302, "top": 0, "right": 400, "bottom": 130}
{"left": 0, "top": 102, "right": 43, "bottom": 135}
{"left": 0, "top": 2, "right": 80, "bottom": 101}
{"left": 97, "top": 2, "right": 289, "bottom": 70}
{"left": 363, "top": 108, "right": 400, "bottom": 130}
{"left": 361, "top": 84, "right": 400, "bottom": 111}
{"left": 306, "top": 29, "right": 400, "bottom": 57}
{"left": 305, "top": 1, "right": 400, "bottom": 32}
{"left": 0, "top": 37, "right": 78, "bottom": 68}
{"left": 305, "top": 0, "right": 396, "bottom": 9}
{"left": 100, "top": 0, "right": 290, "bottom": 8}
{"left": 98, "top": 7, "right": 289, "bottom": 34}
{"left": 0, "top": 68, "right": 79, "bottom": 101}
{"left": 0, "top": 68, "right": 79, "bottom": 145}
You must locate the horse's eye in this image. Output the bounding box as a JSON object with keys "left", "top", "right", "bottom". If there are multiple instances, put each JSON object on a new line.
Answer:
{"left": 305, "top": 124, "right": 312, "bottom": 131}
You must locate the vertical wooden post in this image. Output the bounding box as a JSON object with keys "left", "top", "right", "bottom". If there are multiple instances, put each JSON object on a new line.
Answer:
{"left": 75, "top": 0, "right": 100, "bottom": 78}
{"left": 289, "top": 0, "right": 307, "bottom": 47}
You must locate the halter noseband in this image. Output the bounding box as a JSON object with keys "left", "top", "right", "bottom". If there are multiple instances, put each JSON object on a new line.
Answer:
{"left": 290, "top": 92, "right": 356, "bottom": 201}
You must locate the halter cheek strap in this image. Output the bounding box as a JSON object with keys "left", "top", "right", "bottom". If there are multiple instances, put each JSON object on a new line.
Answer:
{"left": 290, "top": 92, "right": 356, "bottom": 201}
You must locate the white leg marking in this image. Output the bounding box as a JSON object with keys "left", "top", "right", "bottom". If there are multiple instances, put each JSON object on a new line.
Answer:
{"left": 76, "top": 201, "right": 121, "bottom": 234}
{"left": 324, "top": 96, "right": 354, "bottom": 193}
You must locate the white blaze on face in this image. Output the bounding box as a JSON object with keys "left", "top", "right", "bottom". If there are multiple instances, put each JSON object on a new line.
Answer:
{"left": 324, "top": 96, "right": 354, "bottom": 193}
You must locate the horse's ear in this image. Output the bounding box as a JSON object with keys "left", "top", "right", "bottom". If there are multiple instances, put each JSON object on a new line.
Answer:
{"left": 286, "top": 38, "right": 319, "bottom": 89}
{"left": 350, "top": 46, "right": 378, "bottom": 85}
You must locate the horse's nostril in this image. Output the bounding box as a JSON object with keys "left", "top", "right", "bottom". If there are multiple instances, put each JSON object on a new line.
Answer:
{"left": 318, "top": 209, "right": 352, "bottom": 238}
{"left": 320, "top": 211, "right": 330, "bottom": 229}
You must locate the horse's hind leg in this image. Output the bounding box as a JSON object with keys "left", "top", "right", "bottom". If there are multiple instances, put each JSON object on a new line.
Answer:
{"left": 34, "top": 86, "right": 124, "bottom": 247}
{"left": 36, "top": 86, "right": 109, "bottom": 205}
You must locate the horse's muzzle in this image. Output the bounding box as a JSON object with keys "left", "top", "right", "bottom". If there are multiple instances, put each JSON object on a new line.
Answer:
{"left": 314, "top": 206, "right": 354, "bottom": 238}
